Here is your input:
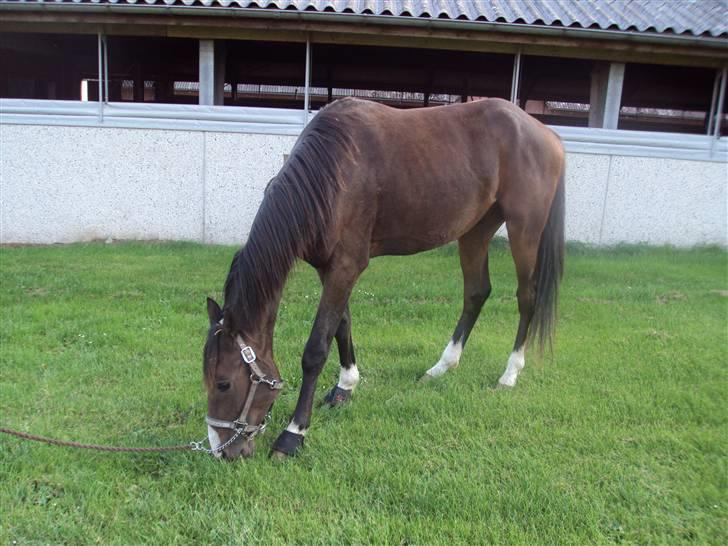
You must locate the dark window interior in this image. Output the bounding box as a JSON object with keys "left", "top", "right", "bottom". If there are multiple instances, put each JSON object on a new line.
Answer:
{"left": 1, "top": 31, "right": 724, "bottom": 135}
{"left": 519, "top": 55, "right": 593, "bottom": 127}
{"left": 222, "top": 40, "right": 307, "bottom": 108}
{"left": 0, "top": 32, "right": 98, "bottom": 100}
{"left": 619, "top": 63, "right": 723, "bottom": 134}
{"left": 106, "top": 35, "right": 198, "bottom": 103}
{"left": 221, "top": 42, "right": 512, "bottom": 109}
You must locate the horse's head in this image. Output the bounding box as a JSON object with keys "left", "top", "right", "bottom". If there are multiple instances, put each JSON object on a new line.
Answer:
{"left": 203, "top": 298, "right": 283, "bottom": 460}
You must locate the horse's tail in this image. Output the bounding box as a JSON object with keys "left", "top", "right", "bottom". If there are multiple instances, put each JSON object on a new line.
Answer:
{"left": 528, "top": 167, "right": 565, "bottom": 353}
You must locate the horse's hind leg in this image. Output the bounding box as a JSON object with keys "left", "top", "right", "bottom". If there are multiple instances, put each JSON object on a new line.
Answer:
{"left": 323, "top": 304, "right": 360, "bottom": 407}
{"left": 497, "top": 224, "right": 539, "bottom": 387}
{"left": 422, "top": 210, "right": 503, "bottom": 380}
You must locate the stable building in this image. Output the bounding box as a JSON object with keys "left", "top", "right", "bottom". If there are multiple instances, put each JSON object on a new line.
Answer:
{"left": 1, "top": 0, "right": 726, "bottom": 246}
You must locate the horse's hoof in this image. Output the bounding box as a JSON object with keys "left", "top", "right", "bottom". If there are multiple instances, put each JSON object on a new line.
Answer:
{"left": 323, "top": 386, "right": 352, "bottom": 407}
{"left": 495, "top": 381, "right": 514, "bottom": 390}
{"left": 271, "top": 430, "right": 304, "bottom": 457}
{"left": 270, "top": 450, "right": 289, "bottom": 461}
{"left": 418, "top": 373, "right": 435, "bottom": 383}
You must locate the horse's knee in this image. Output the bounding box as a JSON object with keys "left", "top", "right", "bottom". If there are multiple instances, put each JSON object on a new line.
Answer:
{"left": 302, "top": 339, "right": 328, "bottom": 374}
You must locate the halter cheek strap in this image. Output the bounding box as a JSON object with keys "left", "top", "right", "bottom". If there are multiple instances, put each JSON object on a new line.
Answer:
{"left": 205, "top": 334, "right": 284, "bottom": 441}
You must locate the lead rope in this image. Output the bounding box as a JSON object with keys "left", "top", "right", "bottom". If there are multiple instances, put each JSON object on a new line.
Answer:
{"left": 1, "top": 419, "right": 271, "bottom": 455}
{"left": 0, "top": 427, "right": 197, "bottom": 453}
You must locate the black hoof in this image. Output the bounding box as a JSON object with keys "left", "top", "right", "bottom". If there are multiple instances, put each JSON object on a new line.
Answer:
{"left": 323, "top": 385, "right": 352, "bottom": 407}
{"left": 270, "top": 430, "right": 304, "bottom": 457}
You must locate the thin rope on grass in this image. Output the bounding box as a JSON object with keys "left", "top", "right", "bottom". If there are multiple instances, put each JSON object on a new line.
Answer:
{"left": 0, "top": 427, "right": 194, "bottom": 453}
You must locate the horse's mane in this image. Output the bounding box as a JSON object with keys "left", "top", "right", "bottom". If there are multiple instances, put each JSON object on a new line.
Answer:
{"left": 222, "top": 102, "right": 358, "bottom": 334}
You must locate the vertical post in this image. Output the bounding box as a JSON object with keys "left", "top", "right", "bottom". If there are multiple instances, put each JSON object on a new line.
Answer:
{"left": 133, "top": 64, "right": 144, "bottom": 102}
{"left": 713, "top": 66, "right": 727, "bottom": 139}
{"left": 603, "top": 63, "right": 625, "bottom": 130}
{"left": 97, "top": 33, "right": 104, "bottom": 121}
{"left": 103, "top": 35, "right": 108, "bottom": 104}
{"left": 510, "top": 50, "right": 522, "bottom": 106}
{"left": 706, "top": 69, "right": 720, "bottom": 135}
{"left": 589, "top": 63, "right": 607, "bottom": 127}
{"left": 304, "top": 36, "right": 312, "bottom": 125}
{"left": 214, "top": 41, "right": 226, "bottom": 106}
{"left": 199, "top": 40, "right": 215, "bottom": 106}
{"left": 589, "top": 61, "right": 625, "bottom": 129}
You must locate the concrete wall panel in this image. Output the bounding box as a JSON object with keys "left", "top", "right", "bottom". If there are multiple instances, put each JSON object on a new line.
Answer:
{"left": 203, "top": 132, "right": 297, "bottom": 245}
{"left": 1, "top": 125, "right": 204, "bottom": 243}
{"left": 1, "top": 124, "right": 725, "bottom": 247}
{"left": 601, "top": 156, "right": 727, "bottom": 246}
{"left": 563, "top": 153, "right": 611, "bottom": 245}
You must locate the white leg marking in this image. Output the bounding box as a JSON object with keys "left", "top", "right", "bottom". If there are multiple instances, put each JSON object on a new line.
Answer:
{"left": 286, "top": 421, "right": 308, "bottom": 436}
{"left": 498, "top": 346, "right": 525, "bottom": 387}
{"left": 207, "top": 425, "right": 223, "bottom": 458}
{"left": 425, "top": 339, "right": 463, "bottom": 378}
{"left": 337, "top": 364, "right": 360, "bottom": 391}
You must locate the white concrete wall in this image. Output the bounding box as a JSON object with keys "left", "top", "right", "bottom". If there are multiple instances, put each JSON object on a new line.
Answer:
{"left": 1, "top": 123, "right": 725, "bottom": 246}
{"left": 0, "top": 124, "right": 297, "bottom": 245}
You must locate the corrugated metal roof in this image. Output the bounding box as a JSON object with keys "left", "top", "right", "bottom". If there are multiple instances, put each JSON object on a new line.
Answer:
{"left": 3, "top": 0, "right": 727, "bottom": 37}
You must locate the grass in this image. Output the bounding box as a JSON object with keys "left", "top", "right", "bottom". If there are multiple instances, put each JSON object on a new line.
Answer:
{"left": 1, "top": 240, "right": 726, "bottom": 545}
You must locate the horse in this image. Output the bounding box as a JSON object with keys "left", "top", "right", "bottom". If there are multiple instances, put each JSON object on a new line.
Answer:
{"left": 203, "top": 96, "right": 565, "bottom": 459}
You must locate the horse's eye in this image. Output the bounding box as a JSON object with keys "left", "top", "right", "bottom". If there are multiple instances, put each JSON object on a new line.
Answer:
{"left": 216, "top": 381, "right": 231, "bottom": 392}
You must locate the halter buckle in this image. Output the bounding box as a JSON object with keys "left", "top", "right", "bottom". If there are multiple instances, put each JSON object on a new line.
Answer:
{"left": 240, "top": 345, "right": 256, "bottom": 364}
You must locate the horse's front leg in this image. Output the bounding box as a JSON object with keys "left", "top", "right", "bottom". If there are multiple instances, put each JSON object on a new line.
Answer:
{"left": 271, "top": 256, "right": 364, "bottom": 457}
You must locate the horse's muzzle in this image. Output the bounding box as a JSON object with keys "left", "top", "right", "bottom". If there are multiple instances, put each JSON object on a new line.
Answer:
{"left": 221, "top": 438, "right": 254, "bottom": 459}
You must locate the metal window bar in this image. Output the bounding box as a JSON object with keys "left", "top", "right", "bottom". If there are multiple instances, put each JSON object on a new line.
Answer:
{"left": 713, "top": 67, "right": 726, "bottom": 140}
{"left": 304, "top": 36, "right": 311, "bottom": 126}
{"left": 707, "top": 69, "right": 720, "bottom": 136}
{"left": 103, "top": 35, "right": 108, "bottom": 105}
{"left": 97, "top": 33, "right": 103, "bottom": 121}
{"left": 510, "top": 50, "right": 522, "bottom": 106}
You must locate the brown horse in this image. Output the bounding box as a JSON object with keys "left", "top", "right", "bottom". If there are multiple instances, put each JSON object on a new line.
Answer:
{"left": 203, "top": 97, "right": 565, "bottom": 459}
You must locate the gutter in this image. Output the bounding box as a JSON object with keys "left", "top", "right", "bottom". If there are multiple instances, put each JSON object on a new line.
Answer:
{"left": 0, "top": 4, "right": 726, "bottom": 51}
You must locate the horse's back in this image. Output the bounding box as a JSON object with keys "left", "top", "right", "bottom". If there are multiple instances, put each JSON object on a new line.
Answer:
{"left": 312, "top": 98, "right": 564, "bottom": 258}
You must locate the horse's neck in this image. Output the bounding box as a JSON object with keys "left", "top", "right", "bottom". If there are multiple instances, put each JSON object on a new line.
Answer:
{"left": 226, "top": 218, "right": 299, "bottom": 356}
{"left": 234, "top": 260, "right": 287, "bottom": 357}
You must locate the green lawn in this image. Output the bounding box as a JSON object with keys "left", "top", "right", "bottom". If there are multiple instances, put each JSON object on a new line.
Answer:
{"left": 1, "top": 241, "right": 726, "bottom": 545}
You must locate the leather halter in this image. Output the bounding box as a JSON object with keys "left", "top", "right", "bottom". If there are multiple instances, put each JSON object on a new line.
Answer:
{"left": 205, "top": 332, "right": 284, "bottom": 441}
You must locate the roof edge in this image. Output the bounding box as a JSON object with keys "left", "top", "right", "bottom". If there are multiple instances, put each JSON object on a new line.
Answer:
{"left": 0, "top": 4, "right": 726, "bottom": 51}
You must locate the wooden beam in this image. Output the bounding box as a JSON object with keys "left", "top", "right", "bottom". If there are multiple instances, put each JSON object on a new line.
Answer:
{"left": 1, "top": 12, "right": 726, "bottom": 68}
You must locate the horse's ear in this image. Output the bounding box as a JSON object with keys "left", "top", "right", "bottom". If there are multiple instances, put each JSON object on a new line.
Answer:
{"left": 222, "top": 308, "right": 237, "bottom": 334}
{"left": 206, "top": 298, "right": 223, "bottom": 325}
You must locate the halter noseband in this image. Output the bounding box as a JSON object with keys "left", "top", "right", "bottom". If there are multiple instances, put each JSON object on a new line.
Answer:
{"left": 205, "top": 332, "right": 284, "bottom": 444}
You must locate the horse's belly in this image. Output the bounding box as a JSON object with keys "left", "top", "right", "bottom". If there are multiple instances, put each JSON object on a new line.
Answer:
{"left": 369, "top": 190, "right": 495, "bottom": 257}
{"left": 369, "top": 235, "right": 451, "bottom": 257}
